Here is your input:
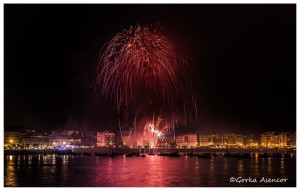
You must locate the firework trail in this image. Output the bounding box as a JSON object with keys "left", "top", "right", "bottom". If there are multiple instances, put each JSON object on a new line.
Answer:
{"left": 98, "top": 24, "right": 197, "bottom": 145}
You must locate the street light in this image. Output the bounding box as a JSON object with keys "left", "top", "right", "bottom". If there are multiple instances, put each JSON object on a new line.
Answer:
{"left": 9, "top": 139, "right": 13, "bottom": 143}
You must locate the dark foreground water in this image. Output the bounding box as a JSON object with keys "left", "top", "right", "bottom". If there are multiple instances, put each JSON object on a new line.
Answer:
{"left": 4, "top": 154, "right": 296, "bottom": 187}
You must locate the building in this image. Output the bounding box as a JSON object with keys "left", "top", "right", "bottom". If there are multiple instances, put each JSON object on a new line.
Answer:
{"left": 96, "top": 131, "right": 115, "bottom": 147}
{"left": 223, "top": 133, "right": 237, "bottom": 146}
{"left": 278, "top": 133, "right": 288, "bottom": 147}
{"left": 199, "top": 134, "right": 213, "bottom": 147}
{"left": 4, "top": 131, "right": 20, "bottom": 145}
{"left": 261, "top": 132, "right": 273, "bottom": 147}
{"left": 198, "top": 133, "right": 259, "bottom": 147}
{"left": 176, "top": 133, "right": 198, "bottom": 147}
{"left": 19, "top": 129, "right": 49, "bottom": 148}
{"left": 48, "top": 130, "right": 82, "bottom": 147}
{"left": 260, "top": 132, "right": 283, "bottom": 147}
{"left": 243, "top": 134, "right": 259, "bottom": 147}
{"left": 21, "top": 137, "right": 49, "bottom": 149}
{"left": 286, "top": 132, "right": 296, "bottom": 147}
{"left": 260, "top": 132, "right": 287, "bottom": 147}
{"left": 186, "top": 133, "right": 198, "bottom": 147}
{"left": 48, "top": 137, "right": 71, "bottom": 147}
{"left": 211, "top": 134, "right": 224, "bottom": 146}
{"left": 236, "top": 134, "right": 244, "bottom": 147}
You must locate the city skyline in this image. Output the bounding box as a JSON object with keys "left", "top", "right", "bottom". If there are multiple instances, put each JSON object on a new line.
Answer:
{"left": 4, "top": 127, "right": 296, "bottom": 149}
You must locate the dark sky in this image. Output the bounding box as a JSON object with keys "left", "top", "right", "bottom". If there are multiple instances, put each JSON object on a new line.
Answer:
{"left": 4, "top": 4, "right": 296, "bottom": 133}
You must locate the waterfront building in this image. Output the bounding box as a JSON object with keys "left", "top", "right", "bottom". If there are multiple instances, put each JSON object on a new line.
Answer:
{"left": 175, "top": 134, "right": 184, "bottom": 147}
{"left": 223, "top": 133, "right": 237, "bottom": 146}
{"left": 278, "top": 133, "right": 288, "bottom": 147}
{"left": 199, "top": 133, "right": 259, "bottom": 148}
{"left": 199, "top": 134, "right": 213, "bottom": 147}
{"left": 186, "top": 133, "right": 198, "bottom": 147}
{"left": 260, "top": 132, "right": 273, "bottom": 147}
{"left": 96, "top": 131, "right": 115, "bottom": 147}
{"left": 19, "top": 129, "right": 49, "bottom": 148}
{"left": 286, "top": 132, "right": 296, "bottom": 147}
{"left": 48, "top": 130, "right": 82, "bottom": 147}
{"left": 236, "top": 134, "right": 244, "bottom": 147}
{"left": 243, "top": 134, "right": 259, "bottom": 147}
{"left": 21, "top": 137, "right": 49, "bottom": 149}
{"left": 260, "top": 132, "right": 286, "bottom": 147}
{"left": 4, "top": 131, "right": 20, "bottom": 145}
{"left": 176, "top": 133, "right": 198, "bottom": 147}
{"left": 48, "top": 136, "right": 71, "bottom": 147}
{"left": 211, "top": 134, "right": 224, "bottom": 146}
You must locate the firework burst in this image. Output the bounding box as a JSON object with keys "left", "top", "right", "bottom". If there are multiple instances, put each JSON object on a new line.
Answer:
{"left": 98, "top": 24, "right": 197, "bottom": 145}
{"left": 98, "top": 24, "right": 195, "bottom": 115}
{"left": 144, "top": 115, "right": 167, "bottom": 142}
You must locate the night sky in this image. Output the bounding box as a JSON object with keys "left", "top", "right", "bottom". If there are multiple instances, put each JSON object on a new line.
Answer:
{"left": 4, "top": 4, "right": 296, "bottom": 133}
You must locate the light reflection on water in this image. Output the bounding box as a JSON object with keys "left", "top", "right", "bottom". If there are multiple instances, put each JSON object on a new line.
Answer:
{"left": 5, "top": 156, "right": 16, "bottom": 187}
{"left": 4, "top": 154, "right": 296, "bottom": 187}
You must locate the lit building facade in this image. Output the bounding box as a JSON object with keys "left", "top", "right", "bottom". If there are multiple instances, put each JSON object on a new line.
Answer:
{"left": 48, "top": 130, "right": 82, "bottom": 147}
{"left": 260, "top": 132, "right": 292, "bottom": 148}
{"left": 197, "top": 133, "right": 260, "bottom": 147}
{"left": 211, "top": 134, "right": 224, "bottom": 146}
{"left": 48, "top": 137, "right": 71, "bottom": 147}
{"left": 96, "top": 131, "right": 115, "bottom": 147}
{"left": 19, "top": 129, "right": 49, "bottom": 148}
{"left": 286, "top": 133, "right": 296, "bottom": 147}
{"left": 21, "top": 137, "right": 49, "bottom": 148}
{"left": 243, "top": 134, "right": 259, "bottom": 147}
{"left": 199, "top": 134, "right": 213, "bottom": 147}
{"left": 4, "top": 131, "right": 20, "bottom": 145}
{"left": 278, "top": 133, "right": 287, "bottom": 147}
{"left": 176, "top": 133, "right": 198, "bottom": 147}
{"left": 223, "top": 133, "right": 237, "bottom": 146}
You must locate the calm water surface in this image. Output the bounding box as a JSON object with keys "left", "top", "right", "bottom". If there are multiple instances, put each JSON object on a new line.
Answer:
{"left": 4, "top": 154, "right": 296, "bottom": 187}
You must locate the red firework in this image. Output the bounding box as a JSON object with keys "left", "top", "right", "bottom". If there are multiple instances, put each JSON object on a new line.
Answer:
{"left": 98, "top": 24, "right": 194, "bottom": 115}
